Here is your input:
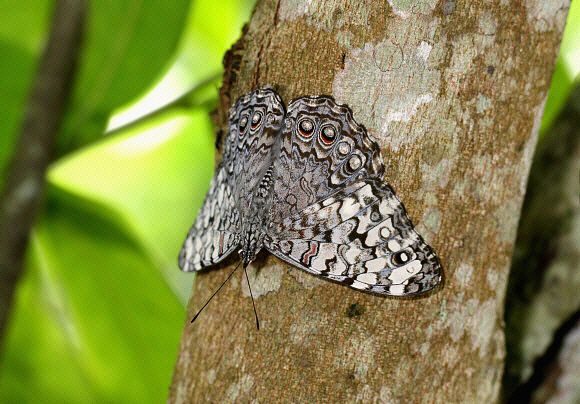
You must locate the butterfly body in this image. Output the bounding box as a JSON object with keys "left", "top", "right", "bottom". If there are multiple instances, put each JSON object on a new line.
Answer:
{"left": 179, "top": 87, "right": 442, "bottom": 296}
{"left": 239, "top": 166, "right": 272, "bottom": 266}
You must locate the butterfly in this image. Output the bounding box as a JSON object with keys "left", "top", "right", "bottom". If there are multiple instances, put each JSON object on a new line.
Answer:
{"left": 179, "top": 87, "right": 441, "bottom": 296}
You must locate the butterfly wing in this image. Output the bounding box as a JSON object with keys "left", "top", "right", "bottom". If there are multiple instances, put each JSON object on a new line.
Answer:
{"left": 179, "top": 88, "right": 285, "bottom": 271}
{"left": 269, "top": 95, "right": 384, "bottom": 216}
{"left": 265, "top": 179, "right": 441, "bottom": 295}
{"left": 265, "top": 96, "right": 442, "bottom": 295}
{"left": 179, "top": 164, "right": 239, "bottom": 271}
{"left": 229, "top": 89, "right": 286, "bottom": 221}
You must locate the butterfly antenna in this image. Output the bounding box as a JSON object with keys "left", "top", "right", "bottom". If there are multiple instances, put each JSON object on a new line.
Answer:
{"left": 244, "top": 263, "right": 260, "bottom": 330}
{"left": 191, "top": 260, "right": 242, "bottom": 324}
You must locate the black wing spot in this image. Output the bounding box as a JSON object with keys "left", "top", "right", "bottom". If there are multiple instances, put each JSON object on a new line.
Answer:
{"left": 392, "top": 250, "right": 410, "bottom": 266}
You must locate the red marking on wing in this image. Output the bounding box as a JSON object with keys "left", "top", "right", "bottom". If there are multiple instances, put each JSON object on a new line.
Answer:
{"left": 301, "top": 241, "right": 319, "bottom": 266}
{"left": 219, "top": 233, "right": 225, "bottom": 254}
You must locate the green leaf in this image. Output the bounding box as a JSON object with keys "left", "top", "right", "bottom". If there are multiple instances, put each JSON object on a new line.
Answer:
{"left": 56, "top": 0, "right": 191, "bottom": 155}
{"left": 49, "top": 109, "right": 215, "bottom": 304}
{"left": 0, "top": 193, "right": 184, "bottom": 403}
{"left": 540, "top": 0, "right": 580, "bottom": 134}
{"left": 109, "top": 0, "right": 256, "bottom": 130}
{"left": 0, "top": 108, "right": 214, "bottom": 403}
{"left": 0, "top": 0, "right": 191, "bottom": 189}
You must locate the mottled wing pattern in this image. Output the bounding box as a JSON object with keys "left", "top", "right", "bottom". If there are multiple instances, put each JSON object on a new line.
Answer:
{"left": 270, "top": 95, "right": 384, "bottom": 217}
{"left": 230, "top": 89, "right": 285, "bottom": 220}
{"left": 178, "top": 163, "right": 239, "bottom": 271}
{"left": 265, "top": 96, "right": 442, "bottom": 295}
{"left": 265, "top": 179, "right": 441, "bottom": 295}
{"left": 179, "top": 88, "right": 285, "bottom": 271}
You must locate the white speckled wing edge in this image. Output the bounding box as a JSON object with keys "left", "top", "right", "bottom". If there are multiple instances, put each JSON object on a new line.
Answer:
{"left": 179, "top": 164, "right": 240, "bottom": 271}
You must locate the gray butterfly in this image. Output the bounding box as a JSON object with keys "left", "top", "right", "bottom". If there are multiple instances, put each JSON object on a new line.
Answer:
{"left": 179, "top": 87, "right": 442, "bottom": 296}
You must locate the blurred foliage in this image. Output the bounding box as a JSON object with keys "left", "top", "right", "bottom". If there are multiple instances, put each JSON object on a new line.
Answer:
{"left": 0, "top": 0, "right": 578, "bottom": 402}
{"left": 0, "top": 0, "right": 254, "bottom": 402}
{"left": 540, "top": 0, "right": 580, "bottom": 134}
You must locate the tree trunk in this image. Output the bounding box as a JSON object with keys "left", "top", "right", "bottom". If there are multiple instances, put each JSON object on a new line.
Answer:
{"left": 169, "top": 1, "right": 569, "bottom": 402}
{"left": 503, "top": 83, "right": 580, "bottom": 402}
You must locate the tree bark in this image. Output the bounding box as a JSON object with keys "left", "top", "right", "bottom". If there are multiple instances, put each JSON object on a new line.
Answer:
{"left": 169, "top": 1, "right": 569, "bottom": 402}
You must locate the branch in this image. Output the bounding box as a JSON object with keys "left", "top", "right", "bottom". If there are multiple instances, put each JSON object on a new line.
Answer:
{"left": 0, "top": 0, "right": 86, "bottom": 348}
{"left": 504, "top": 83, "right": 580, "bottom": 400}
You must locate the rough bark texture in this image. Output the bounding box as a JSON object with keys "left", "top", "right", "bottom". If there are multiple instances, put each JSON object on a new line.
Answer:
{"left": 0, "top": 0, "right": 86, "bottom": 351}
{"left": 170, "top": 1, "right": 569, "bottom": 402}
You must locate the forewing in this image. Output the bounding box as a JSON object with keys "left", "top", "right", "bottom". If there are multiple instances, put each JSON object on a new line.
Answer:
{"left": 265, "top": 179, "right": 442, "bottom": 295}
{"left": 229, "top": 88, "right": 286, "bottom": 219}
{"left": 269, "top": 95, "right": 384, "bottom": 220}
{"left": 179, "top": 88, "right": 285, "bottom": 271}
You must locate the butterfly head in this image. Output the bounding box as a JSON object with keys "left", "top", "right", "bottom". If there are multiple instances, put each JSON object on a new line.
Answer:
{"left": 239, "top": 225, "right": 266, "bottom": 267}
